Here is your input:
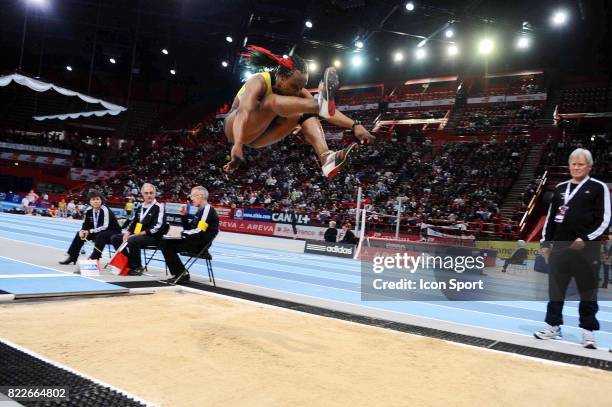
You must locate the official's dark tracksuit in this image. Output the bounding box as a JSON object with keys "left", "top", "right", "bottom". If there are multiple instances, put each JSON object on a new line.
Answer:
{"left": 111, "top": 201, "right": 167, "bottom": 269}
{"left": 66, "top": 205, "right": 121, "bottom": 260}
{"left": 540, "top": 177, "right": 611, "bottom": 331}
{"left": 161, "top": 204, "right": 219, "bottom": 276}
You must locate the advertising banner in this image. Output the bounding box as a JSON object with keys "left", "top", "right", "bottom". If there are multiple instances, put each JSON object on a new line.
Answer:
{"left": 304, "top": 240, "right": 355, "bottom": 258}
{"left": 220, "top": 219, "right": 275, "bottom": 236}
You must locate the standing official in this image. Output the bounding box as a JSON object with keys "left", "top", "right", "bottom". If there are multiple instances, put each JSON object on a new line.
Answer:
{"left": 534, "top": 148, "right": 611, "bottom": 349}
{"left": 59, "top": 191, "right": 121, "bottom": 265}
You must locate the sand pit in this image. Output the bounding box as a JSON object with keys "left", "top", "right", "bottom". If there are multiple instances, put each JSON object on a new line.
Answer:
{"left": 1, "top": 291, "right": 610, "bottom": 406}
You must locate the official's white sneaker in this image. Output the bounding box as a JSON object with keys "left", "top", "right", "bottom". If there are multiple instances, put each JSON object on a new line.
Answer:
{"left": 582, "top": 329, "right": 597, "bottom": 349}
{"left": 534, "top": 325, "right": 562, "bottom": 340}
{"left": 317, "top": 67, "right": 339, "bottom": 119}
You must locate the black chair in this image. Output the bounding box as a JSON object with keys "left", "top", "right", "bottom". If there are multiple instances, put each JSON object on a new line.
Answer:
{"left": 179, "top": 241, "right": 215, "bottom": 286}
{"left": 143, "top": 245, "right": 168, "bottom": 276}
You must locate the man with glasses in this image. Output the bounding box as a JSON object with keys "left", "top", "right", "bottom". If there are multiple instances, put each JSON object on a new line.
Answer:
{"left": 160, "top": 186, "right": 219, "bottom": 282}
{"left": 111, "top": 183, "right": 167, "bottom": 275}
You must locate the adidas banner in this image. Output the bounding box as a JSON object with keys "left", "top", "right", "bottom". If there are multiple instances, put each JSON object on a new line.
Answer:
{"left": 304, "top": 240, "right": 355, "bottom": 258}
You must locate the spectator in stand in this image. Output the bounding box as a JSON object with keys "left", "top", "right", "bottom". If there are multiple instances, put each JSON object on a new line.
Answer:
{"left": 21, "top": 196, "right": 30, "bottom": 214}
{"left": 48, "top": 205, "right": 57, "bottom": 218}
{"left": 324, "top": 221, "right": 338, "bottom": 242}
{"left": 125, "top": 199, "right": 135, "bottom": 219}
{"left": 26, "top": 190, "right": 38, "bottom": 215}
{"left": 58, "top": 199, "right": 67, "bottom": 218}
{"left": 67, "top": 200, "right": 76, "bottom": 218}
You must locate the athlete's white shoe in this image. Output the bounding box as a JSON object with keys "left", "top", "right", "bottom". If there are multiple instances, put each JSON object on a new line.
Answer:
{"left": 582, "top": 329, "right": 597, "bottom": 349}
{"left": 318, "top": 67, "right": 339, "bottom": 119}
{"left": 321, "top": 143, "right": 358, "bottom": 178}
{"left": 534, "top": 325, "right": 563, "bottom": 340}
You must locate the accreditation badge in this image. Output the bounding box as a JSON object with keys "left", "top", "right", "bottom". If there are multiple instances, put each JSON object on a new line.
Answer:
{"left": 554, "top": 205, "right": 569, "bottom": 223}
{"left": 134, "top": 223, "right": 143, "bottom": 233}
{"left": 197, "top": 220, "right": 209, "bottom": 231}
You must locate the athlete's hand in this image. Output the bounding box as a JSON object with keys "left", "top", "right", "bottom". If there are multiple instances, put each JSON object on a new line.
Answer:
{"left": 223, "top": 145, "right": 246, "bottom": 174}
{"left": 570, "top": 238, "right": 585, "bottom": 251}
{"left": 354, "top": 125, "right": 376, "bottom": 145}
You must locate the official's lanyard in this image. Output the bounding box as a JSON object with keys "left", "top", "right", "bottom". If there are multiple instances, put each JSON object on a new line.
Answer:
{"left": 140, "top": 200, "right": 156, "bottom": 221}
{"left": 564, "top": 176, "right": 589, "bottom": 206}
{"left": 93, "top": 209, "right": 100, "bottom": 229}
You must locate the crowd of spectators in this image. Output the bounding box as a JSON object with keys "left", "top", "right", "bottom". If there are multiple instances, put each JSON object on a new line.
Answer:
{"left": 456, "top": 103, "right": 543, "bottom": 135}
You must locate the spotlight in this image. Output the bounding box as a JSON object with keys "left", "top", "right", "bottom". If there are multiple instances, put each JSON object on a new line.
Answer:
{"left": 405, "top": 2, "right": 415, "bottom": 11}
{"left": 333, "top": 59, "right": 342, "bottom": 68}
{"left": 282, "top": 54, "right": 289, "bottom": 59}
{"left": 161, "top": 48, "right": 169, "bottom": 55}
{"left": 393, "top": 51, "right": 404, "bottom": 62}
{"left": 308, "top": 61, "right": 318, "bottom": 72}
{"left": 447, "top": 44, "right": 459, "bottom": 56}
{"left": 351, "top": 55, "right": 363, "bottom": 67}
{"left": 417, "top": 39, "right": 427, "bottom": 48}
{"left": 65, "top": 65, "right": 72, "bottom": 71}
{"left": 551, "top": 10, "right": 568, "bottom": 26}
{"left": 445, "top": 29, "right": 454, "bottom": 38}
{"left": 226, "top": 36, "right": 233, "bottom": 43}
{"left": 305, "top": 20, "right": 313, "bottom": 28}
{"left": 170, "top": 69, "right": 176, "bottom": 75}
{"left": 355, "top": 40, "right": 364, "bottom": 49}
{"left": 109, "top": 58, "right": 116, "bottom": 64}
{"left": 26, "top": 0, "right": 48, "bottom": 7}
{"left": 478, "top": 38, "right": 494, "bottom": 55}
{"left": 516, "top": 36, "right": 530, "bottom": 49}
{"left": 415, "top": 48, "right": 426, "bottom": 60}
{"left": 221, "top": 61, "right": 228, "bottom": 67}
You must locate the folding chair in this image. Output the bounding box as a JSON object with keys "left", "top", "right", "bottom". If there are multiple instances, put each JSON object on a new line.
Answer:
{"left": 179, "top": 241, "right": 215, "bottom": 286}
{"left": 143, "top": 245, "right": 168, "bottom": 277}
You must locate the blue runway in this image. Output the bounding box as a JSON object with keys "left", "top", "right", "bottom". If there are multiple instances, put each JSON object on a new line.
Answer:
{"left": 1, "top": 212, "right": 611, "bottom": 350}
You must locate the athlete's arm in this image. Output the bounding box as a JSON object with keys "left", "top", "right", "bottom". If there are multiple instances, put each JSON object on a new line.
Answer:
{"left": 224, "top": 76, "right": 266, "bottom": 173}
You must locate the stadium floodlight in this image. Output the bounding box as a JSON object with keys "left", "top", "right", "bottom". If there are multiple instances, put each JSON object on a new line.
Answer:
{"left": 65, "top": 65, "right": 72, "bottom": 71}
{"left": 308, "top": 61, "right": 318, "bottom": 72}
{"left": 393, "top": 51, "right": 404, "bottom": 62}
{"left": 109, "top": 58, "right": 116, "bottom": 64}
{"left": 221, "top": 61, "right": 228, "bottom": 67}
{"left": 355, "top": 40, "right": 364, "bottom": 49}
{"left": 282, "top": 54, "right": 289, "bottom": 59}
{"left": 333, "top": 59, "right": 342, "bottom": 68}
{"left": 516, "top": 36, "right": 530, "bottom": 49}
{"left": 445, "top": 29, "right": 454, "bottom": 38}
{"left": 305, "top": 20, "right": 313, "bottom": 28}
{"left": 161, "top": 48, "right": 169, "bottom": 55}
{"left": 551, "top": 10, "right": 568, "bottom": 26}
{"left": 478, "top": 38, "right": 494, "bottom": 55}
{"left": 25, "top": 0, "right": 48, "bottom": 7}
{"left": 447, "top": 44, "right": 459, "bottom": 56}
{"left": 226, "top": 36, "right": 233, "bottom": 43}
{"left": 405, "top": 2, "right": 415, "bottom": 11}
{"left": 417, "top": 39, "right": 427, "bottom": 48}
{"left": 170, "top": 69, "right": 176, "bottom": 75}
{"left": 415, "top": 48, "right": 426, "bottom": 60}
{"left": 351, "top": 55, "right": 363, "bottom": 67}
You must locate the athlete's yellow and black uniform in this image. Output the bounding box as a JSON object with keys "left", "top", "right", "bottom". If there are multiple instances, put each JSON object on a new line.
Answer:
{"left": 230, "top": 71, "right": 315, "bottom": 125}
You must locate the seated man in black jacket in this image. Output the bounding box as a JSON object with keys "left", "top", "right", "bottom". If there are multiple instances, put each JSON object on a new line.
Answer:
{"left": 111, "top": 183, "right": 167, "bottom": 275}
{"left": 59, "top": 190, "right": 121, "bottom": 265}
{"left": 161, "top": 186, "right": 219, "bottom": 282}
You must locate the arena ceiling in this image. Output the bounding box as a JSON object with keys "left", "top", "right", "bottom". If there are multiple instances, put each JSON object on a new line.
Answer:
{"left": 0, "top": 0, "right": 610, "bottom": 105}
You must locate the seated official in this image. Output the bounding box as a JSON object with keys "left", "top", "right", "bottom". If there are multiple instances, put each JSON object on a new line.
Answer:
{"left": 160, "top": 186, "right": 219, "bottom": 282}
{"left": 324, "top": 221, "right": 338, "bottom": 242}
{"left": 111, "top": 183, "right": 167, "bottom": 275}
{"left": 502, "top": 240, "right": 529, "bottom": 272}
{"left": 59, "top": 190, "right": 121, "bottom": 265}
